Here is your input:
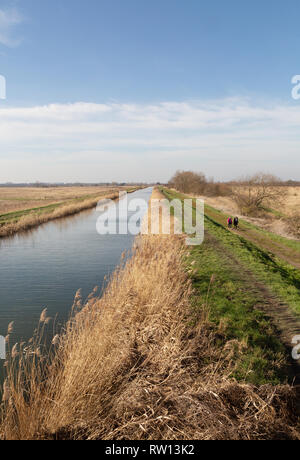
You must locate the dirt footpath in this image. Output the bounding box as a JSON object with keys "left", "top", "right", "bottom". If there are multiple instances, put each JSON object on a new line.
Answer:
{"left": 204, "top": 206, "right": 300, "bottom": 270}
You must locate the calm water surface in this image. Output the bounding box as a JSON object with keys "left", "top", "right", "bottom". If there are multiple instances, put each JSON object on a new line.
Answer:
{"left": 0, "top": 188, "right": 152, "bottom": 359}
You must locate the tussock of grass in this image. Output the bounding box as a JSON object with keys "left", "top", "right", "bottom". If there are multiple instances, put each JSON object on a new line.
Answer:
{"left": 1, "top": 234, "right": 299, "bottom": 440}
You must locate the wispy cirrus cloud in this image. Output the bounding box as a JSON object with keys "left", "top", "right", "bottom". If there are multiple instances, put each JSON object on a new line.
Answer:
{"left": 0, "top": 98, "right": 299, "bottom": 182}
{"left": 0, "top": 7, "right": 23, "bottom": 47}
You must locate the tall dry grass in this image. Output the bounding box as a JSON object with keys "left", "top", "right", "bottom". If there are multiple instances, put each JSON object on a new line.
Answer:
{"left": 0, "top": 191, "right": 120, "bottom": 238}
{"left": 287, "top": 214, "right": 300, "bottom": 239}
{"left": 0, "top": 233, "right": 299, "bottom": 440}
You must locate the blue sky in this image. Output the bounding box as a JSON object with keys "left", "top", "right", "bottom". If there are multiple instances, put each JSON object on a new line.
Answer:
{"left": 0, "top": 0, "right": 300, "bottom": 182}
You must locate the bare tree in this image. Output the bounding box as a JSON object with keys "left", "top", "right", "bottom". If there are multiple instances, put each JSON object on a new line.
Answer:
{"left": 169, "top": 171, "right": 232, "bottom": 197}
{"left": 232, "top": 173, "right": 286, "bottom": 215}
{"left": 169, "top": 171, "right": 207, "bottom": 194}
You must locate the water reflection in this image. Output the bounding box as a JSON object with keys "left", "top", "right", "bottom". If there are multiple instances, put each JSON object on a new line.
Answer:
{"left": 0, "top": 188, "right": 152, "bottom": 377}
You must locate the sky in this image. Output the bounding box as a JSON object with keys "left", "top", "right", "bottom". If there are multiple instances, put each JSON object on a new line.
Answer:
{"left": 0, "top": 0, "right": 300, "bottom": 183}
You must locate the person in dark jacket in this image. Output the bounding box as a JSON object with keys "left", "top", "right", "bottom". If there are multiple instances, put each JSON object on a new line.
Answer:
{"left": 233, "top": 217, "right": 239, "bottom": 229}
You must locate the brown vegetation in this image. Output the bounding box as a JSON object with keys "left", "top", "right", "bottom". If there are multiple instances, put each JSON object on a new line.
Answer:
{"left": 0, "top": 189, "right": 123, "bottom": 238}
{"left": 1, "top": 231, "right": 299, "bottom": 440}
{"left": 232, "top": 173, "right": 287, "bottom": 216}
{"left": 169, "top": 171, "right": 207, "bottom": 194}
{"left": 169, "top": 171, "right": 231, "bottom": 197}
{"left": 189, "top": 186, "right": 300, "bottom": 240}
{"left": 0, "top": 186, "right": 118, "bottom": 215}
{"left": 287, "top": 214, "right": 300, "bottom": 239}
{"left": 170, "top": 170, "right": 299, "bottom": 239}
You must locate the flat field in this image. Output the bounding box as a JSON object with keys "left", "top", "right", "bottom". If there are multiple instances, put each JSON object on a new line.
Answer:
{"left": 0, "top": 185, "right": 132, "bottom": 237}
{"left": 0, "top": 186, "right": 117, "bottom": 215}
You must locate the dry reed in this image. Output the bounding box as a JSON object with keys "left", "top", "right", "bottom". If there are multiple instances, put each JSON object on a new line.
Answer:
{"left": 0, "top": 233, "right": 299, "bottom": 440}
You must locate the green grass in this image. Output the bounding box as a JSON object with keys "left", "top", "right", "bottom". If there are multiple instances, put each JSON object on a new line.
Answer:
{"left": 262, "top": 206, "right": 285, "bottom": 218}
{"left": 203, "top": 214, "right": 300, "bottom": 315}
{"left": 161, "top": 187, "right": 299, "bottom": 385}
{"left": 187, "top": 243, "right": 287, "bottom": 385}
{"left": 204, "top": 202, "right": 300, "bottom": 254}
{"left": 162, "top": 188, "right": 300, "bottom": 315}
{"left": 0, "top": 203, "right": 64, "bottom": 224}
{"left": 164, "top": 189, "right": 300, "bottom": 255}
{"left": 239, "top": 217, "right": 300, "bottom": 252}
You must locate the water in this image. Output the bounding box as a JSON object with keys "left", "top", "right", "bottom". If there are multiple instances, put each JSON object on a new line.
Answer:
{"left": 0, "top": 187, "right": 152, "bottom": 363}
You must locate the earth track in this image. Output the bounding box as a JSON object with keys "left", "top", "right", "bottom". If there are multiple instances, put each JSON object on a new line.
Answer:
{"left": 205, "top": 206, "right": 300, "bottom": 270}
{"left": 205, "top": 230, "right": 300, "bottom": 386}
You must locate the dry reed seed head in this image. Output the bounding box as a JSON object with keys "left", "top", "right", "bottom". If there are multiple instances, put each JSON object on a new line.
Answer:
{"left": 74, "top": 289, "right": 82, "bottom": 301}
{"left": 35, "top": 347, "right": 42, "bottom": 358}
{"left": 52, "top": 335, "right": 60, "bottom": 346}
{"left": 11, "top": 343, "right": 19, "bottom": 359}
{"left": 2, "top": 379, "right": 10, "bottom": 402}
{"left": 39, "top": 308, "right": 48, "bottom": 323}
{"left": 7, "top": 322, "right": 14, "bottom": 334}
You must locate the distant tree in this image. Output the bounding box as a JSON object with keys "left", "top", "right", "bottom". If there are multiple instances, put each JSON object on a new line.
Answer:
{"left": 169, "top": 170, "right": 207, "bottom": 194}
{"left": 232, "top": 173, "right": 286, "bottom": 215}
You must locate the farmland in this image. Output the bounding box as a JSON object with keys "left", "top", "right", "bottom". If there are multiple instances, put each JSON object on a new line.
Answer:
{"left": 0, "top": 186, "right": 134, "bottom": 238}
{"left": 0, "top": 186, "right": 121, "bottom": 216}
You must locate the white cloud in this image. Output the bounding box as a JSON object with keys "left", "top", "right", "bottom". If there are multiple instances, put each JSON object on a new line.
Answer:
{"left": 0, "top": 8, "right": 23, "bottom": 46}
{"left": 0, "top": 98, "right": 299, "bottom": 182}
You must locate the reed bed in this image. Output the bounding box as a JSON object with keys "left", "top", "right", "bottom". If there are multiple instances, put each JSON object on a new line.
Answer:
{"left": 0, "top": 232, "right": 299, "bottom": 440}
{"left": 0, "top": 191, "right": 120, "bottom": 238}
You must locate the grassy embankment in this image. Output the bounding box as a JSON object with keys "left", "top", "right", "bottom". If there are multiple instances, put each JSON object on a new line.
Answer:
{"left": 204, "top": 203, "right": 300, "bottom": 268}
{"left": 0, "top": 190, "right": 299, "bottom": 440}
{"left": 0, "top": 187, "right": 138, "bottom": 238}
{"left": 161, "top": 188, "right": 300, "bottom": 384}
{"left": 1, "top": 233, "right": 299, "bottom": 440}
